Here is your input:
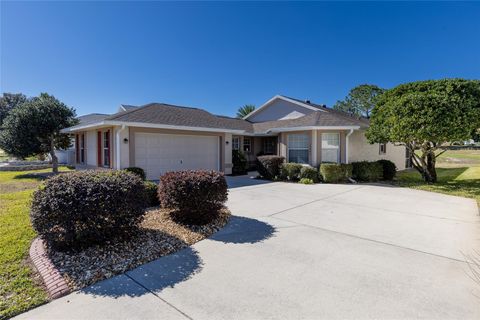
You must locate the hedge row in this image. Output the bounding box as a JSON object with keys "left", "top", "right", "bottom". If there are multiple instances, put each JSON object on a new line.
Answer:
{"left": 256, "top": 156, "right": 396, "bottom": 183}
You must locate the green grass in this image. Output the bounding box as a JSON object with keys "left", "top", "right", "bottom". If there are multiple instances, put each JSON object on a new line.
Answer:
{"left": 395, "top": 150, "right": 480, "bottom": 205}
{"left": 0, "top": 166, "right": 71, "bottom": 320}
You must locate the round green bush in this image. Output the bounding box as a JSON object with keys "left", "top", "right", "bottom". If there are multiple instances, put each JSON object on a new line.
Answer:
{"left": 124, "top": 167, "right": 146, "bottom": 180}
{"left": 299, "top": 166, "right": 320, "bottom": 183}
{"left": 280, "top": 163, "right": 303, "bottom": 181}
{"left": 299, "top": 178, "right": 314, "bottom": 184}
{"left": 158, "top": 170, "right": 228, "bottom": 225}
{"left": 351, "top": 161, "right": 383, "bottom": 181}
{"left": 144, "top": 181, "right": 160, "bottom": 207}
{"left": 377, "top": 159, "right": 397, "bottom": 180}
{"left": 256, "top": 155, "right": 285, "bottom": 180}
{"left": 232, "top": 150, "right": 248, "bottom": 175}
{"left": 31, "top": 170, "right": 147, "bottom": 250}
{"left": 319, "top": 163, "right": 352, "bottom": 183}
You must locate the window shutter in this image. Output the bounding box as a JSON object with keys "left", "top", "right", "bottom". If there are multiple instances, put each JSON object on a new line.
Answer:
{"left": 97, "top": 131, "right": 102, "bottom": 166}
{"left": 75, "top": 134, "right": 79, "bottom": 163}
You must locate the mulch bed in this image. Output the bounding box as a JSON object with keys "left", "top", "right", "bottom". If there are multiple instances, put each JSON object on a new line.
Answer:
{"left": 43, "top": 207, "right": 230, "bottom": 290}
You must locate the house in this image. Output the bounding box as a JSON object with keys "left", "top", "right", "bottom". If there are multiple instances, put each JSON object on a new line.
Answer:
{"left": 61, "top": 95, "right": 407, "bottom": 180}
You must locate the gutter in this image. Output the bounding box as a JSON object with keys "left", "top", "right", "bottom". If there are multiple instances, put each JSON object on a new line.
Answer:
{"left": 345, "top": 128, "right": 355, "bottom": 164}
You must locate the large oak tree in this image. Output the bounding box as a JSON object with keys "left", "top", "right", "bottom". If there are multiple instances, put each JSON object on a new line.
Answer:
{"left": 366, "top": 79, "right": 480, "bottom": 183}
{"left": 0, "top": 93, "right": 78, "bottom": 173}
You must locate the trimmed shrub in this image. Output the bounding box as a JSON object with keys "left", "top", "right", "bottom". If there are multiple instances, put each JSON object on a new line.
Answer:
{"left": 256, "top": 155, "right": 285, "bottom": 180}
{"left": 299, "top": 178, "right": 314, "bottom": 185}
{"left": 31, "top": 170, "right": 147, "bottom": 250}
{"left": 124, "top": 167, "right": 146, "bottom": 181}
{"left": 232, "top": 150, "right": 248, "bottom": 175}
{"left": 319, "top": 163, "right": 353, "bottom": 183}
{"left": 144, "top": 181, "right": 160, "bottom": 207}
{"left": 158, "top": 170, "right": 228, "bottom": 225}
{"left": 377, "top": 159, "right": 397, "bottom": 180}
{"left": 300, "top": 166, "right": 320, "bottom": 183}
{"left": 280, "top": 163, "right": 303, "bottom": 181}
{"left": 352, "top": 161, "right": 383, "bottom": 181}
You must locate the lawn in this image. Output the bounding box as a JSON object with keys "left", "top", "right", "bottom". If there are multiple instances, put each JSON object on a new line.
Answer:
{"left": 395, "top": 149, "right": 480, "bottom": 205}
{"left": 0, "top": 167, "right": 70, "bottom": 320}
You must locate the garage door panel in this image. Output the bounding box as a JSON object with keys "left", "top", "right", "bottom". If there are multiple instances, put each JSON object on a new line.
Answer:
{"left": 135, "top": 133, "right": 220, "bottom": 180}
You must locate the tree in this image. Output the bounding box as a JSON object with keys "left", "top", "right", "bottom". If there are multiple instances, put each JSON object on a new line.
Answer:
{"left": 0, "top": 93, "right": 27, "bottom": 127}
{"left": 366, "top": 79, "right": 480, "bottom": 183}
{"left": 236, "top": 104, "right": 256, "bottom": 118}
{"left": 334, "top": 84, "right": 385, "bottom": 118}
{"left": 0, "top": 93, "right": 78, "bottom": 173}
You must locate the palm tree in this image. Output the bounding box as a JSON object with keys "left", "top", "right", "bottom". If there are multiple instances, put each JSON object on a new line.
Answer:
{"left": 236, "top": 104, "right": 256, "bottom": 118}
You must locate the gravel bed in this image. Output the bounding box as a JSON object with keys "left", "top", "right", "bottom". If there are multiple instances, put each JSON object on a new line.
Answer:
{"left": 46, "top": 208, "right": 231, "bottom": 290}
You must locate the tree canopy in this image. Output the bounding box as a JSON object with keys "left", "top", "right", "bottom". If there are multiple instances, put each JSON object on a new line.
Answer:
{"left": 0, "top": 93, "right": 77, "bottom": 172}
{"left": 236, "top": 104, "right": 256, "bottom": 118}
{"left": 366, "top": 78, "right": 480, "bottom": 182}
{"left": 333, "top": 84, "right": 385, "bottom": 118}
{"left": 0, "top": 93, "right": 27, "bottom": 126}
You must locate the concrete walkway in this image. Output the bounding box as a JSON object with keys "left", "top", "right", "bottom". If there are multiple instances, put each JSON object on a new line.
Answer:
{"left": 16, "top": 179, "right": 480, "bottom": 319}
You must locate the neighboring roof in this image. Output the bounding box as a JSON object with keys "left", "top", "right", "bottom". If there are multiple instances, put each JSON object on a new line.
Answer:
{"left": 65, "top": 113, "right": 109, "bottom": 131}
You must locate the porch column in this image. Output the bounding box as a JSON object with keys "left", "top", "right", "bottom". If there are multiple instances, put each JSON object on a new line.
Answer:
{"left": 311, "top": 130, "right": 317, "bottom": 166}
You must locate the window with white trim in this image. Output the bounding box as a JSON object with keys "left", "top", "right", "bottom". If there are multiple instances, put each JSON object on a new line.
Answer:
{"left": 379, "top": 143, "right": 387, "bottom": 155}
{"left": 288, "top": 133, "right": 309, "bottom": 164}
{"left": 322, "top": 133, "right": 340, "bottom": 163}
{"left": 232, "top": 137, "right": 240, "bottom": 150}
{"left": 103, "top": 131, "right": 110, "bottom": 167}
{"left": 243, "top": 137, "right": 251, "bottom": 152}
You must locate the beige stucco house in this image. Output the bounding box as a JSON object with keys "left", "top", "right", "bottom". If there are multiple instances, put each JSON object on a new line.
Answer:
{"left": 62, "top": 95, "right": 407, "bottom": 180}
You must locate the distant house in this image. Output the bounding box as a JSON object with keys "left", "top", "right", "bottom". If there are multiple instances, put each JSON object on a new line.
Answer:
{"left": 61, "top": 95, "right": 406, "bottom": 180}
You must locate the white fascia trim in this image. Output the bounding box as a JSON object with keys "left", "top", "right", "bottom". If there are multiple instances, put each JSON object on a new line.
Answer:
{"left": 60, "top": 121, "right": 109, "bottom": 133}
{"left": 243, "top": 95, "right": 326, "bottom": 120}
{"left": 266, "top": 126, "right": 360, "bottom": 133}
{"left": 106, "top": 121, "right": 246, "bottom": 134}
{"left": 62, "top": 121, "right": 246, "bottom": 134}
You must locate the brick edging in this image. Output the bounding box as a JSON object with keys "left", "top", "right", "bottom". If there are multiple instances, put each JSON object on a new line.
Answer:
{"left": 29, "top": 237, "right": 71, "bottom": 299}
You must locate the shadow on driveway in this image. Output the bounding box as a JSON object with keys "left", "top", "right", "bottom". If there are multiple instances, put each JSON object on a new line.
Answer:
{"left": 81, "top": 216, "right": 275, "bottom": 298}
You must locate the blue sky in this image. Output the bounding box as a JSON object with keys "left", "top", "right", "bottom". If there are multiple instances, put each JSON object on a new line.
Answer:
{"left": 1, "top": 1, "right": 479, "bottom": 117}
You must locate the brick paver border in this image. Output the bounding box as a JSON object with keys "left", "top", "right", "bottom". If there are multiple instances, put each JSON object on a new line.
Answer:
{"left": 29, "top": 237, "right": 70, "bottom": 299}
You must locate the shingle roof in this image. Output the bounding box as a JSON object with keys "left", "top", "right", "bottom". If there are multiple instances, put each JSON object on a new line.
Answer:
{"left": 66, "top": 97, "right": 369, "bottom": 134}
{"left": 252, "top": 111, "right": 366, "bottom": 133}
{"left": 106, "top": 103, "right": 250, "bottom": 131}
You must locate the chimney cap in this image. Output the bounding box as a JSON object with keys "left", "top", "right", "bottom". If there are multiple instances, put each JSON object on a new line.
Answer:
{"left": 305, "top": 99, "right": 311, "bottom": 104}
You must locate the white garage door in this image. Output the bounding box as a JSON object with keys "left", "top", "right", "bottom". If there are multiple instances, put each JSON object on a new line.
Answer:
{"left": 135, "top": 132, "right": 220, "bottom": 180}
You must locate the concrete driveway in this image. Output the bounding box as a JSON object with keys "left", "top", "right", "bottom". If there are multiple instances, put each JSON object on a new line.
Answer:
{"left": 16, "top": 179, "right": 480, "bottom": 319}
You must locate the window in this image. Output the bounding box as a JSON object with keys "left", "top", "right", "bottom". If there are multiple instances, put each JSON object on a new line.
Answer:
{"left": 80, "top": 133, "right": 85, "bottom": 164}
{"left": 263, "top": 138, "right": 276, "bottom": 155}
{"left": 232, "top": 137, "right": 240, "bottom": 151}
{"left": 288, "top": 133, "right": 309, "bottom": 164}
{"left": 379, "top": 143, "right": 387, "bottom": 155}
{"left": 103, "top": 130, "right": 110, "bottom": 167}
{"left": 243, "top": 137, "right": 251, "bottom": 152}
{"left": 322, "top": 133, "right": 340, "bottom": 163}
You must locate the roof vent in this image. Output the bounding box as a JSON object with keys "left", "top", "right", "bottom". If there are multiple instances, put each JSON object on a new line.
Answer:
{"left": 305, "top": 99, "right": 311, "bottom": 104}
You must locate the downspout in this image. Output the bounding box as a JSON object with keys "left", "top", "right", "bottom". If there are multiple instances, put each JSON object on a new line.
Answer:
{"left": 345, "top": 129, "right": 354, "bottom": 164}
{"left": 116, "top": 125, "right": 126, "bottom": 170}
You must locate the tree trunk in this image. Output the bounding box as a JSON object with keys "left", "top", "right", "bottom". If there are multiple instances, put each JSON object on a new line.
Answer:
{"left": 422, "top": 150, "right": 437, "bottom": 183}
{"left": 50, "top": 139, "right": 58, "bottom": 174}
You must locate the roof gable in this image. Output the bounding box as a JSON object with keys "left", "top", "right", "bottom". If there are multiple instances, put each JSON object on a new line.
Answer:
{"left": 243, "top": 95, "right": 326, "bottom": 122}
